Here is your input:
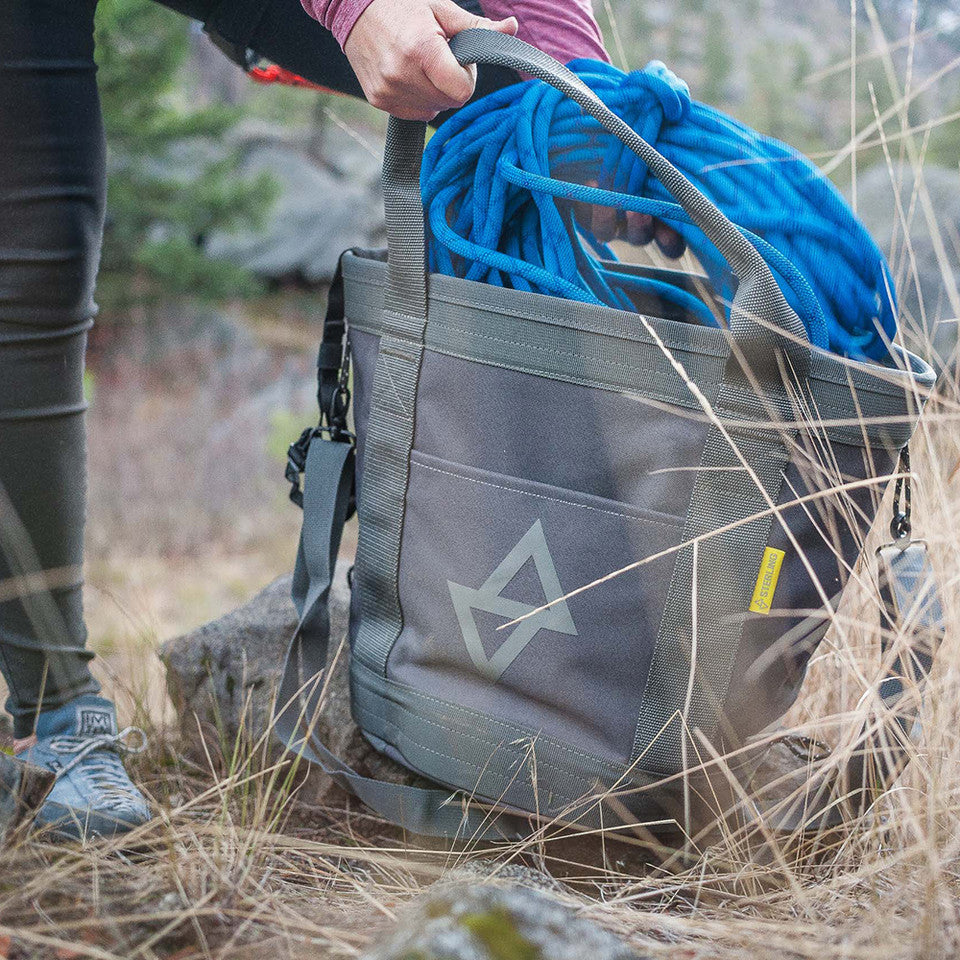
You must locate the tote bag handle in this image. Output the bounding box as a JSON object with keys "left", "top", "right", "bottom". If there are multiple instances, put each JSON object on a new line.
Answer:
{"left": 381, "top": 28, "right": 811, "bottom": 385}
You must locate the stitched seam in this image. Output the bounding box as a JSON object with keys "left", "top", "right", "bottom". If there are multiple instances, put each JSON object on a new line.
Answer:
{"left": 436, "top": 300, "right": 720, "bottom": 356}
{"left": 411, "top": 459, "right": 683, "bottom": 530}
{"left": 353, "top": 698, "right": 586, "bottom": 806}
{"left": 429, "top": 321, "right": 712, "bottom": 382}
{"left": 354, "top": 701, "right": 582, "bottom": 805}
{"left": 349, "top": 312, "right": 920, "bottom": 406}
{"left": 349, "top": 327, "right": 910, "bottom": 448}
{"left": 351, "top": 310, "right": 718, "bottom": 392}
{"left": 348, "top": 260, "right": 928, "bottom": 400}
{"left": 353, "top": 664, "right": 624, "bottom": 771}
{"left": 426, "top": 344, "right": 703, "bottom": 411}
{"left": 348, "top": 266, "right": 726, "bottom": 357}
{"left": 356, "top": 326, "right": 699, "bottom": 411}
{"left": 379, "top": 355, "right": 410, "bottom": 420}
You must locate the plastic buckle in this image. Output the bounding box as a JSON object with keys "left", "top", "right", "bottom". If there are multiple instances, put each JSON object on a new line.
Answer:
{"left": 285, "top": 424, "right": 356, "bottom": 508}
{"left": 285, "top": 427, "right": 316, "bottom": 508}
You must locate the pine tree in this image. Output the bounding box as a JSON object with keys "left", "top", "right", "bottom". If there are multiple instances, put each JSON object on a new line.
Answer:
{"left": 93, "top": 0, "right": 277, "bottom": 321}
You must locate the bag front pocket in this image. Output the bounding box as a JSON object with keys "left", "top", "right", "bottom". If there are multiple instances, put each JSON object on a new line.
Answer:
{"left": 386, "top": 451, "right": 684, "bottom": 765}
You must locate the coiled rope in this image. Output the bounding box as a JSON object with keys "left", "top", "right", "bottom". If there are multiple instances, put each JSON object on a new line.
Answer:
{"left": 421, "top": 59, "right": 896, "bottom": 360}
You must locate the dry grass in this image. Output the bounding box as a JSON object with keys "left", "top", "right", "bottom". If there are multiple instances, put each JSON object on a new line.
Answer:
{"left": 3, "top": 3, "right": 960, "bottom": 957}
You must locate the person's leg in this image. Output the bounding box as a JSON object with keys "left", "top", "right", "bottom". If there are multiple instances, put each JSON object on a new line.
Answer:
{"left": 0, "top": 0, "right": 104, "bottom": 739}
{"left": 0, "top": 0, "right": 150, "bottom": 839}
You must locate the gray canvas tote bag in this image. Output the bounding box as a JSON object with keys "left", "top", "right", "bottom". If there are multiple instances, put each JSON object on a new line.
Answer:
{"left": 275, "top": 31, "right": 936, "bottom": 839}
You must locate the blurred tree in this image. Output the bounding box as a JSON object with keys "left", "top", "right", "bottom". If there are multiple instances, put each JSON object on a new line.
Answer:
{"left": 700, "top": 7, "right": 733, "bottom": 104}
{"left": 93, "top": 0, "right": 277, "bottom": 321}
{"left": 743, "top": 40, "right": 813, "bottom": 144}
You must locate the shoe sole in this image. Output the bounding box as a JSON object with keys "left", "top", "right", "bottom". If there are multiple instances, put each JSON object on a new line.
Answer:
{"left": 34, "top": 801, "right": 150, "bottom": 842}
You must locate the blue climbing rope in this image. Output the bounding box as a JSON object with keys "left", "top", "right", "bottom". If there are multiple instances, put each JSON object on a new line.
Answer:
{"left": 421, "top": 59, "right": 897, "bottom": 361}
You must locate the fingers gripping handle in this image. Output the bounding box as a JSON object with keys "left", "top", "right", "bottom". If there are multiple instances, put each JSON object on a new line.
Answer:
{"left": 381, "top": 29, "right": 810, "bottom": 380}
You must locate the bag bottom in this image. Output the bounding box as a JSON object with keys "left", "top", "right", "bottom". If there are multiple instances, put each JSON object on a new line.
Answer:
{"left": 349, "top": 658, "right": 686, "bottom": 833}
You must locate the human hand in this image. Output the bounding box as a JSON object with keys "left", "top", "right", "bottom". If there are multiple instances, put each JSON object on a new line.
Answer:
{"left": 580, "top": 182, "right": 687, "bottom": 258}
{"left": 344, "top": 0, "right": 518, "bottom": 121}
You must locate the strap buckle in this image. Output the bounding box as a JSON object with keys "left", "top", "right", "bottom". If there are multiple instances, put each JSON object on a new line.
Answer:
{"left": 285, "top": 424, "right": 356, "bottom": 508}
{"left": 285, "top": 427, "right": 315, "bottom": 508}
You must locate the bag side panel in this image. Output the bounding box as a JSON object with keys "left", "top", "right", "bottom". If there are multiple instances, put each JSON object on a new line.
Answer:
{"left": 723, "top": 440, "right": 898, "bottom": 738}
{"left": 385, "top": 349, "right": 705, "bottom": 765}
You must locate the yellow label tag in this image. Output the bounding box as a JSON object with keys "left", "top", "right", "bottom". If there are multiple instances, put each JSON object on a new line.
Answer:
{"left": 749, "top": 547, "right": 785, "bottom": 614}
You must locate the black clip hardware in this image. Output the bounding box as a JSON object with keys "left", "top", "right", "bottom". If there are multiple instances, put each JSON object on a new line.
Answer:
{"left": 890, "top": 446, "right": 912, "bottom": 541}
{"left": 285, "top": 421, "right": 356, "bottom": 509}
{"left": 286, "top": 280, "right": 354, "bottom": 509}
{"left": 285, "top": 427, "right": 316, "bottom": 508}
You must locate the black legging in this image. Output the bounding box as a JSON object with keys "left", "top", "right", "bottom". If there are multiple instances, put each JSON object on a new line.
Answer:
{"left": 0, "top": 0, "right": 516, "bottom": 737}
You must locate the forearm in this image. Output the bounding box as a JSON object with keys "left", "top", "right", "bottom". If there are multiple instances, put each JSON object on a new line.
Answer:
{"left": 301, "top": 0, "right": 372, "bottom": 47}
{"left": 304, "top": 0, "right": 608, "bottom": 63}
{"left": 479, "top": 0, "right": 608, "bottom": 63}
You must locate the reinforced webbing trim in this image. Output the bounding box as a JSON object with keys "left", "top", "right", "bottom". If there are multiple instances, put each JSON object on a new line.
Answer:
{"left": 351, "top": 659, "right": 674, "bottom": 827}
{"left": 352, "top": 338, "right": 425, "bottom": 675}
{"left": 341, "top": 252, "right": 933, "bottom": 450}
{"left": 632, "top": 401, "right": 795, "bottom": 773}
{"left": 351, "top": 120, "right": 431, "bottom": 677}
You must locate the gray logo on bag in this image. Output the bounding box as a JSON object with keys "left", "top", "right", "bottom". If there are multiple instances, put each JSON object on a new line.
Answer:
{"left": 447, "top": 520, "right": 577, "bottom": 681}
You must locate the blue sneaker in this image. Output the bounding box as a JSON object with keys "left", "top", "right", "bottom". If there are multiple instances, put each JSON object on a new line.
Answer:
{"left": 17, "top": 695, "right": 151, "bottom": 840}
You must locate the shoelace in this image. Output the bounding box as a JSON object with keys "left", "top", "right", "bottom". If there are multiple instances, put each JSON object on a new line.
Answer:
{"left": 422, "top": 59, "right": 897, "bottom": 361}
{"left": 48, "top": 727, "right": 148, "bottom": 809}
{"left": 779, "top": 733, "right": 833, "bottom": 764}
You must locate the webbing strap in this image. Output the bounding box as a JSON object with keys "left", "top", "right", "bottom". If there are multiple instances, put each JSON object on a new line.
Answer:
{"left": 383, "top": 120, "right": 430, "bottom": 326}
{"left": 632, "top": 416, "right": 793, "bottom": 773}
{"left": 317, "top": 255, "right": 348, "bottom": 422}
{"left": 275, "top": 434, "right": 526, "bottom": 840}
{"left": 347, "top": 119, "right": 433, "bottom": 676}
{"left": 351, "top": 333, "right": 426, "bottom": 675}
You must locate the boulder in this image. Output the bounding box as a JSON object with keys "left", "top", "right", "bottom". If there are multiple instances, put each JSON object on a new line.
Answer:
{"left": 159, "top": 563, "right": 414, "bottom": 805}
{"left": 204, "top": 140, "right": 385, "bottom": 286}
{"left": 362, "top": 881, "right": 644, "bottom": 960}
{"left": 854, "top": 164, "right": 960, "bottom": 365}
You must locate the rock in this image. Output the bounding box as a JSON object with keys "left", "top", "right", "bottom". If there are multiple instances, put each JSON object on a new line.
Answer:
{"left": 205, "top": 140, "right": 385, "bottom": 286}
{"left": 854, "top": 164, "right": 960, "bottom": 364}
{"left": 363, "top": 882, "right": 643, "bottom": 960}
{"left": 160, "top": 573, "right": 296, "bottom": 755}
{"left": 450, "top": 862, "right": 568, "bottom": 896}
{"left": 159, "top": 561, "right": 415, "bottom": 805}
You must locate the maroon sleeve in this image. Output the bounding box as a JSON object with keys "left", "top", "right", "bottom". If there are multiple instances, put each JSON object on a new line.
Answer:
{"left": 479, "top": 0, "right": 609, "bottom": 63}
{"left": 303, "top": 0, "right": 610, "bottom": 61}
{"left": 300, "top": 0, "right": 375, "bottom": 48}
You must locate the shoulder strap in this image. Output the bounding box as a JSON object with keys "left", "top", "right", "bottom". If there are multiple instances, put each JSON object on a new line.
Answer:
{"left": 274, "top": 434, "right": 529, "bottom": 840}
{"left": 273, "top": 264, "right": 527, "bottom": 841}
